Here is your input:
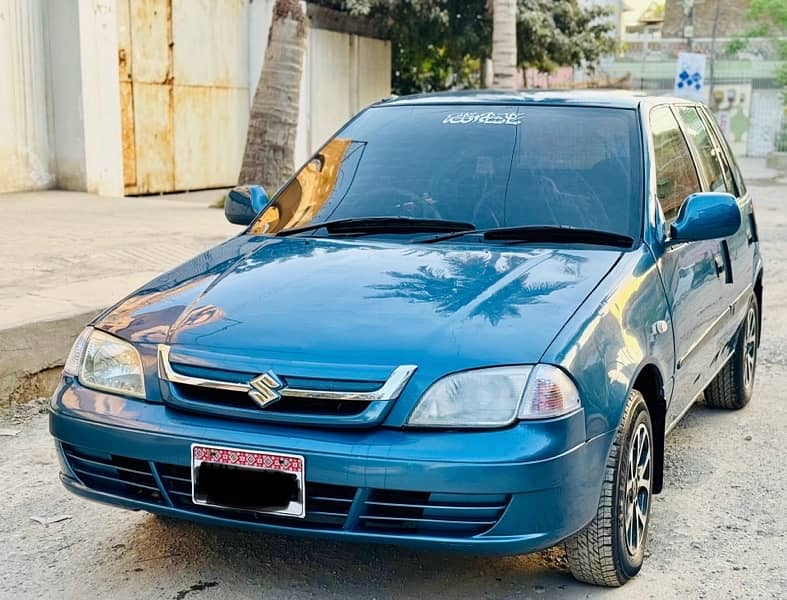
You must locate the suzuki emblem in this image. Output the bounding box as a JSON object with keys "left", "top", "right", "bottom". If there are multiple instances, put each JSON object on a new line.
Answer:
{"left": 248, "top": 370, "right": 285, "bottom": 408}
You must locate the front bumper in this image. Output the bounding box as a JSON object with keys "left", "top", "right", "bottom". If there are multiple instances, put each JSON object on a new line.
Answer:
{"left": 50, "top": 380, "right": 614, "bottom": 555}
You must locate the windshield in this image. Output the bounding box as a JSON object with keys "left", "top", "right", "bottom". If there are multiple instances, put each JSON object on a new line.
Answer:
{"left": 249, "top": 104, "right": 643, "bottom": 239}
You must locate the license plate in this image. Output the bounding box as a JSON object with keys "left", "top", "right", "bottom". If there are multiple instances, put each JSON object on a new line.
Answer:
{"left": 191, "top": 444, "right": 305, "bottom": 518}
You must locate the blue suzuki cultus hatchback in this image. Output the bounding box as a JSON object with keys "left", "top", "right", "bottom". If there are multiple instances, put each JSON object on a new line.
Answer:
{"left": 51, "top": 91, "right": 762, "bottom": 586}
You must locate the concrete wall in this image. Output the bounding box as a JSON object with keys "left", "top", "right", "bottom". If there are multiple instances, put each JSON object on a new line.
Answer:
{"left": 76, "top": 0, "right": 124, "bottom": 197}
{"left": 0, "top": 0, "right": 54, "bottom": 192}
{"left": 297, "top": 27, "right": 391, "bottom": 166}
{"left": 748, "top": 89, "right": 783, "bottom": 158}
{"left": 46, "top": 1, "right": 86, "bottom": 191}
{"left": 0, "top": 0, "right": 124, "bottom": 196}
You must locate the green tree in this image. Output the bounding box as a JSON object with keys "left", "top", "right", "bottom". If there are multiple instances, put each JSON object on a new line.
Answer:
{"left": 348, "top": 0, "right": 616, "bottom": 94}
{"left": 728, "top": 0, "right": 787, "bottom": 90}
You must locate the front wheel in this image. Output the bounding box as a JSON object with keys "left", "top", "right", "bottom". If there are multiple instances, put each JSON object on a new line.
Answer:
{"left": 565, "top": 389, "right": 653, "bottom": 587}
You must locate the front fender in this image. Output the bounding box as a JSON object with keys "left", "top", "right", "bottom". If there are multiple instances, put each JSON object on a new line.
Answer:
{"left": 541, "top": 246, "right": 675, "bottom": 439}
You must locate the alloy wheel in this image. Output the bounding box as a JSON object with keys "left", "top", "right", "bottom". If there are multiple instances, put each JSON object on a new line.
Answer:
{"left": 624, "top": 422, "right": 651, "bottom": 556}
{"left": 743, "top": 306, "right": 758, "bottom": 391}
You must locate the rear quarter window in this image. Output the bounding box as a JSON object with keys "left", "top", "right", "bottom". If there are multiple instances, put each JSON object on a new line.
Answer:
{"left": 677, "top": 106, "right": 729, "bottom": 193}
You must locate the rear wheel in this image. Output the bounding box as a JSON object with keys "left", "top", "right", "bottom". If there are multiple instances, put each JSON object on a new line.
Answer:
{"left": 565, "top": 390, "right": 653, "bottom": 587}
{"left": 704, "top": 295, "right": 759, "bottom": 410}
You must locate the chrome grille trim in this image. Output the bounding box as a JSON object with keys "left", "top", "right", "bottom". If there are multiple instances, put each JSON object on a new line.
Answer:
{"left": 157, "top": 344, "right": 417, "bottom": 403}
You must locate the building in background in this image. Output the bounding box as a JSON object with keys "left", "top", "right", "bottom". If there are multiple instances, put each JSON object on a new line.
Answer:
{"left": 661, "top": 0, "right": 752, "bottom": 41}
{"left": 578, "top": 0, "right": 660, "bottom": 45}
{"left": 581, "top": 0, "right": 784, "bottom": 158}
{"left": 0, "top": 0, "right": 391, "bottom": 196}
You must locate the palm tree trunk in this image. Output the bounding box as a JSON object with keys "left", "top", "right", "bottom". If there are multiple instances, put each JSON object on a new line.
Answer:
{"left": 239, "top": 0, "right": 306, "bottom": 190}
{"left": 492, "top": 0, "right": 517, "bottom": 89}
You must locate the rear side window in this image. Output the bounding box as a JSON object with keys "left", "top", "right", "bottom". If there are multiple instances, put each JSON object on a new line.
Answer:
{"left": 702, "top": 108, "right": 746, "bottom": 197}
{"left": 650, "top": 107, "right": 701, "bottom": 221}
{"left": 677, "top": 107, "right": 728, "bottom": 193}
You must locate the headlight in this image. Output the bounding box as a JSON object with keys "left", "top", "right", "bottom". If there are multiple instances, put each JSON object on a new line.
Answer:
{"left": 407, "top": 364, "right": 580, "bottom": 428}
{"left": 63, "top": 327, "right": 146, "bottom": 399}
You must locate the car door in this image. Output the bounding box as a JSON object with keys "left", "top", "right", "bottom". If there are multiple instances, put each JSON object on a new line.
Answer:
{"left": 648, "top": 105, "right": 731, "bottom": 425}
{"left": 675, "top": 106, "right": 750, "bottom": 359}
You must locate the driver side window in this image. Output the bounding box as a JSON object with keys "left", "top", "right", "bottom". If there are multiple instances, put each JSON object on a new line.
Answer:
{"left": 650, "top": 107, "right": 701, "bottom": 222}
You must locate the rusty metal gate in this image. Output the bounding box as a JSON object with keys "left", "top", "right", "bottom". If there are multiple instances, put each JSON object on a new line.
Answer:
{"left": 117, "top": 0, "right": 248, "bottom": 194}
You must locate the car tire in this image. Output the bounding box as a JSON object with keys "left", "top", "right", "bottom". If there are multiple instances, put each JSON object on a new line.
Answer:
{"left": 565, "top": 389, "right": 653, "bottom": 587}
{"left": 704, "top": 295, "right": 759, "bottom": 410}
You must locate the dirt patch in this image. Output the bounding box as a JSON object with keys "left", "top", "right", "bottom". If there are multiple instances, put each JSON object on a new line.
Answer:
{"left": 173, "top": 581, "right": 219, "bottom": 600}
{"left": 1, "top": 395, "right": 50, "bottom": 426}
{"left": 4, "top": 367, "right": 61, "bottom": 409}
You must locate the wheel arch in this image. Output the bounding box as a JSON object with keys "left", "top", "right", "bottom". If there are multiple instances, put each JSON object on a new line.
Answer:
{"left": 630, "top": 363, "right": 666, "bottom": 494}
{"left": 754, "top": 268, "right": 763, "bottom": 346}
{"left": 540, "top": 248, "right": 674, "bottom": 495}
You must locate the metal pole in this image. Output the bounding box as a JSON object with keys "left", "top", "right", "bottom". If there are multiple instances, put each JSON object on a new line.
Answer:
{"left": 708, "top": 0, "right": 723, "bottom": 107}
{"left": 640, "top": 26, "right": 650, "bottom": 90}
{"left": 682, "top": 0, "right": 695, "bottom": 52}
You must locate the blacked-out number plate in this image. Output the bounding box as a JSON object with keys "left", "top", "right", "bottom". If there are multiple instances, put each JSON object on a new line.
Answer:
{"left": 191, "top": 444, "right": 305, "bottom": 518}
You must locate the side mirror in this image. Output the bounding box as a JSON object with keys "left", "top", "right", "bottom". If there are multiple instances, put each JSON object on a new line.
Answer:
{"left": 668, "top": 192, "right": 741, "bottom": 244}
{"left": 224, "top": 185, "right": 270, "bottom": 225}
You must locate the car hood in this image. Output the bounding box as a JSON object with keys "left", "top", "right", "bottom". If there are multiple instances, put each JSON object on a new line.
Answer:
{"left": 96, "top": 236, "right": 620, "bottom": 376}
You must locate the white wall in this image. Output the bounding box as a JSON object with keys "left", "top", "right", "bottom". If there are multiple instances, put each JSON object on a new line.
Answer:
{"left": 0, "top": 0, "right": 123, "bottom": 196}
{"left": 76, "top": 0, "right": 124, "bottom": 196}
{"left": 248, "top": 0, "right": 275, "bottom": 102}
{"left": 748, "top": 90, "right": 783, "bottom": 158}
{"left": 0, "top": 0, "right": 55, "bottom": 192}
{"left": 0, "top": 0, "right": 122, "bottom": 196}
{"left": 45, "top": 0, "right": 85, "bottom": 191}
{"left": 302, "top": 28, "right": 391, "bottom": 164}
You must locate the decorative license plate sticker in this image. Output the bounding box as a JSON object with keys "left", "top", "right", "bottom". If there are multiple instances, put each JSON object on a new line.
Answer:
{"left": 442, "top": 112, "right": 521, "bottom": 126}
{"left": 191, "top": 444, "right": 306, "bottom": 518}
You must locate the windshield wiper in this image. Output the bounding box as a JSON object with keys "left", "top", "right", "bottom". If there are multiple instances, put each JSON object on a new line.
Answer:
{"left": 422, "top": 225, "right": 634, "bottom": 248}
{"left": 276, "top": 217, "right": 476, "bottom": 237}
{"left": 484, "top": 226, "right": 634, "bottom": 247}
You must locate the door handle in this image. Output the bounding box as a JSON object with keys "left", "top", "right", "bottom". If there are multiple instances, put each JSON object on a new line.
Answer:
{"left": 719, "top": 241, "right": 733, "bottom": 284}
{"left": 714, "top": 254, "right": 725, "bottom": 276}
{"left": 747, "top": 212, "right": 759, "bottom": 245}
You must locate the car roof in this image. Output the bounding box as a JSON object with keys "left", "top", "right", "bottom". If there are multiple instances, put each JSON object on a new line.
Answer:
{"left": 376, "top": 89, "right": 693, "bottom": 110}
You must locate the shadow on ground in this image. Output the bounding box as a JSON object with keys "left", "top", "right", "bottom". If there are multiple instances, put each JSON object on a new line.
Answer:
{"left": 104, "top": 513, "right": 577, "bottom": 598}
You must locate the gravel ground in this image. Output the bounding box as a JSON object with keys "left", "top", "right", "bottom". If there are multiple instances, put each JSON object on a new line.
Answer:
{"left": 2, "top": 179, "right": 786, "bottom": 600}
